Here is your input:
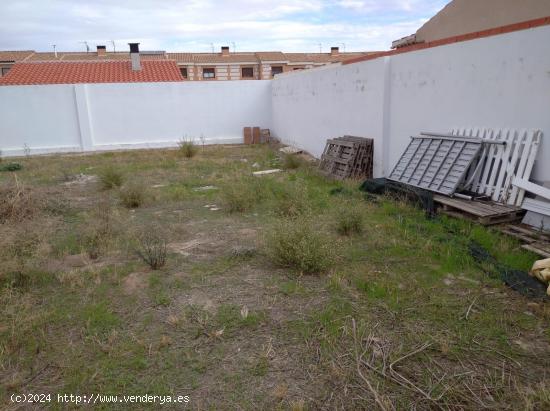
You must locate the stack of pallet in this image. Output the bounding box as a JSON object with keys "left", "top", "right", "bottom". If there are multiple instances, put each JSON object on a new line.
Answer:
{"left": 319, "top": 136, "right": 373, "bottom": 180}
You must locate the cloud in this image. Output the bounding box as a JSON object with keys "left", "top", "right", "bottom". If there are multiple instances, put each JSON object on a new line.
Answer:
{"left": 0, "top": 0, "right": 447, "bottom": 52}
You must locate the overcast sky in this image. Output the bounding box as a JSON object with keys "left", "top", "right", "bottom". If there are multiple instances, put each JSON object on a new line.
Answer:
{"left": 0, "top": 0, "right": 448, "bottom": 53}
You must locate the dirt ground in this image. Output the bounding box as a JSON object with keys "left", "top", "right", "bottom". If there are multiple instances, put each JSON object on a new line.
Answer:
{"left": 0, "top": 145, "right": 549, "bottom": 410}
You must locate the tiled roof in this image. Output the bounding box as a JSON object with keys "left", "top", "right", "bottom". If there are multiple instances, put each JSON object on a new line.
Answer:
{"left": 255, "top": 51, "right": 288, "bottom": 61}
{"left": 25, "top": 52, "right": 167, "bottom": 62}
{"left": 0, "top": 60, "right": 183, "bottom": 85}
{"left": 0, "top": 50, "right": 34, "bottom": 62}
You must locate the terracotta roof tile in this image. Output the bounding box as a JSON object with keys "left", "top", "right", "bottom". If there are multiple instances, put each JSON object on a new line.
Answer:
{"left": 0, "top": 60, "right": 183, "bottom": 85}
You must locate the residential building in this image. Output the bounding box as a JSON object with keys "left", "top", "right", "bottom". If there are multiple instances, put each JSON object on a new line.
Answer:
{"left": 0, "top": 44, "right": 183, "bottom": 85}
{"left": 0, "top": 45, "right": 375, "bottom": 82}
{"left": 169, "top": 46, "right": 372, "bottom": 81}
{"left": 392, "top": 0, "right": 550, "bottom": 48}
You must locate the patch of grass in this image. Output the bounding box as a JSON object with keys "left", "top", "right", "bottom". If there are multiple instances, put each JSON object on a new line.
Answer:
{"left": 273, "top": 181, "right": 311, "bottom": 218}
{"left": 177, "top": 137, "right": 198, "bottom": 158}
{"left": 279, "top": 280, "right": 305, "bottom": 296}
{"left": 335, "top": 206, "right": 364, "bottom": 236}
{"left": 98, "top": 167, "right": 124, "bottom": 190}
{"left": 119, "top": 182, "right": 147, "bottom": 208}
{"left": 221, "top": 177, "right": 265, "bottom": 213}
{"left": 81, "top": 302, "right": 119, "bottom": 335}
{"left": 266, "top": 218, "right": 335, "bottom": 274}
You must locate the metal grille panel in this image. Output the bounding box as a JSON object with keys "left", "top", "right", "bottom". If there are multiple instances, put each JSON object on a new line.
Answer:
{"left": 388, "top": 135, "right": 483, "bottom": 196}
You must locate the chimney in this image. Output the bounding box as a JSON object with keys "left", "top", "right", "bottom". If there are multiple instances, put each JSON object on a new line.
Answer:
{"left": 330, "top": 46, "right": 339, "bottom": 56}
{"left": 221, "top": 46, "right": 229, "bottom": 56}
{"left": 129, "top": 42, "right": 141, "bottom": 71}
{"left": 97, "top": 45, "right": 106, "bottom": 56}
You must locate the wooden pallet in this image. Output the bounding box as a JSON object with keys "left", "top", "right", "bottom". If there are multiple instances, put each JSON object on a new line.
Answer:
{"left": 319, "top": 136, "right": 373, "bottom": 180}
{"left": 434, "top": 195, "right": 525, "bottom": 225}
{"left": 499, "top": 224, "right": 550, "bottom": 258}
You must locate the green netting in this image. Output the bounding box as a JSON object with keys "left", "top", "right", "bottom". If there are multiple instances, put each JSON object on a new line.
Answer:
{"left": 359, "top": 178, "right": 436, "bottom": 217}
{"left": 469, "top": 241, "right": 548, "bottom": 299}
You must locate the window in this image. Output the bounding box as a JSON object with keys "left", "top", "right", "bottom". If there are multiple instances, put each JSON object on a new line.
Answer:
{"left": 180, "top": 67, "right": 188, "bottom": 79}
{"left": 203, "top": 67, "right": 215, "bottom": 79}
{"left": 271, "top": 66, "right": 283, "bottom": 77}
{"left": 1, "top": 67, "right": 10, "bottom": 76}
{"left": 241, "top": 67, "right": 254, "bottom": 78}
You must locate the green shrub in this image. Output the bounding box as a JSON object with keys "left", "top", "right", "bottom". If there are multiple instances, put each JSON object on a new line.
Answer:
{"left": 99, "top": 167, "right": 124, "bottom": 190}
{"left": 266, "top": 219, "right": 335, "bottom": 274}
{"left": 119, "top": 182, "right": 147, "bottom": 208}
{"left": 335, "top": 207, "right": 364, "bottom": 236}
{"left": 282, "top": 153, "right": 303, "bottom": 170}
{"left": 0, "top": 163, "right": 22, "bottom": 172}
{"left": 177, "top": 138, "right": 198, "bottom": 158}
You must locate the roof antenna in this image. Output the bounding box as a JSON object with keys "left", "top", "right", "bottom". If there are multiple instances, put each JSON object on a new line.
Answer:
{"left": 80, "top": 41, "right": 90, "bottom": 53}
{"left": 231, "top": 42, "right": 236, "bottom": 53}
{"left": 340, "top": 42, "right": 346, "bottom": 53}
{"left": 110, "top": 40, "right": 116, "bottom": 53}
{"left": 210, "top": 42, "right": 214, "bottom": 53}
{"left": 318, "top": 43, "right": 322, "bottom": 53}
{"left": 52, "top": 44, "right": 57, "bottom": 58}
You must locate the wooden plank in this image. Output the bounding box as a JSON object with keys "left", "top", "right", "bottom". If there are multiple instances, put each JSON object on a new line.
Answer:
{"left": 522, "top": 243, "right": 550, "bottom": 258}
{"left": 512, "top": 178, "right": 550, "bottom": 202}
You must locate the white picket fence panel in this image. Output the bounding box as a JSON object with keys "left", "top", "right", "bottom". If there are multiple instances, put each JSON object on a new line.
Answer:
{"left": 451, "top": 128, "right": 541, "bottom": 206}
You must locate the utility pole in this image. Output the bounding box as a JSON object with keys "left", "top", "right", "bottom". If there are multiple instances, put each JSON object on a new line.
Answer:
{"left": 110, "top": 40, "right": 116, "bottom": 52}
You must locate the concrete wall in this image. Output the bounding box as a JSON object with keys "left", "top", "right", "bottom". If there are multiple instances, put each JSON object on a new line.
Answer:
{"left": 416, "top": 0, "right": 550, "bottom": 43}
{"left": 0, "top": 80, "right": 272, "bottom": 156}
{"left": 272, "top": 61, "right": 389, "bottom": 177}
{"left": 271, "top": 24, "right": 550, "bottom": 183}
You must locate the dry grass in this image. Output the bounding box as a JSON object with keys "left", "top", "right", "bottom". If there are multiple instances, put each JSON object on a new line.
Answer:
{"left": 0, "top": 176, "right": 40, "bottom": 224}
{"left": 135, "top": 230, "right": 167, "bottom": 270}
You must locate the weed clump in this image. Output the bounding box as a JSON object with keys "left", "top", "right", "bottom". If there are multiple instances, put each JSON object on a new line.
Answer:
{"left": 135, "top": 231, "right": 167, "bottom": 270}
{"left": 0, "top": 178, "right": 40, "bottom": 224}
{"left": 266, "top": 218, "right": 335, "bottom": 274}
{"left": 119, "top": 182, "right": 147, "bottom": 208}
{"left": 282, "top": 153, "right": 303, "bottom": 170}
{"left": 335, "top": 207, "right": 364, "bottom": 236}
{"left": 178, "top": 137, "right": 198, "bottom": 158}
{"left": 99, "top": 167, "right": 124, "bottom": 190}
{"left": 81, "top": 198, "right": 114, "bottom": 259}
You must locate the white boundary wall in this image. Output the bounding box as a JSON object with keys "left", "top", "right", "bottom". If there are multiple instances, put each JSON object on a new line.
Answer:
{"left": 0, "top": 80, "right": 272, "bottom": 156}
{"left": 272, "top": 25, "right": 550, "bottom": 183}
